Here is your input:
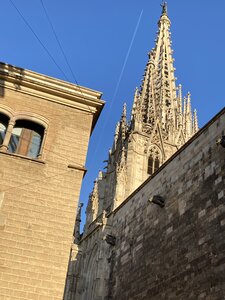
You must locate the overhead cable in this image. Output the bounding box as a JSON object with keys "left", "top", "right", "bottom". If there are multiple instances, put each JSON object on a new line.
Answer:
{"left": 40, "top": 0, "right": 79, "bottom": 84}
{"left": 39, "top": 0, "right": 98, "bottom": 114}
{"left": 9, "top": 0, "right": 70, "bottom": 81}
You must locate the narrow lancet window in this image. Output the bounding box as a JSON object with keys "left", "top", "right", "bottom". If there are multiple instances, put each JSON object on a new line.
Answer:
{"left": 148, "top": 156, "right": 154, "bottom": 175}
{"left": 147, "top": 146, "right": 162, "bottom": 176}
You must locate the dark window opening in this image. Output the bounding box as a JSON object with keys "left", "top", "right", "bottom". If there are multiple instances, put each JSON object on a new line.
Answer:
{"left": 8, "top": 120, "right": 44, "bottom": 158}
{"left": 148, "top": 156, "right": 154, "bottom": 175}
{"left": 148, "top": 156, "right": 161, "bottom": 175}
{"left": 0, "top": 114, "right": 9, "bottom": 145}
{"left": 166, "top": 99, "right": 171, "bottom": 106}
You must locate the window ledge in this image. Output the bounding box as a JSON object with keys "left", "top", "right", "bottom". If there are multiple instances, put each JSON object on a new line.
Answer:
{"left": 0, "top": 150, "right": 45, "bottom": 164}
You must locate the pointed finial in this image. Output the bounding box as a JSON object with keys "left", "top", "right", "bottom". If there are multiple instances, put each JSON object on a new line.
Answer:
{"left": 115, "top": 122, "right": 120, "bottom": 135}
{"left": 186, "top": 92, "right": 191, "bottom": 114}
{"left": 161, "top": 1, "right": 168, "bottom": 15}
{"left": 193, "top": 109, "right": 199, "bottom": 133}
{"left": 122, "top": 102, "right": 127, "bottom": 118}
{"left": 135, "top": 86, "right": 139, "bottom": 96}
{"left": 178, "top": 84, "right": 182, "bottom": 100}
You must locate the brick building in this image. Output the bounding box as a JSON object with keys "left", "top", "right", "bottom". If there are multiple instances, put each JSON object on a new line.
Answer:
{"left": 0, "top": 62, "right": 104, "bottom": 299}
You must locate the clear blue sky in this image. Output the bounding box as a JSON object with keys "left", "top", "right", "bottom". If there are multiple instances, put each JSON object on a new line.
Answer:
{"left": 1, "top": 1, "right": 224, "bottom": 227}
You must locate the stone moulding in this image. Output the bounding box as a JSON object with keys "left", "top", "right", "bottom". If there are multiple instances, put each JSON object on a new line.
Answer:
{"left": 0, "top": 62, "right": 105, "bottom": 131}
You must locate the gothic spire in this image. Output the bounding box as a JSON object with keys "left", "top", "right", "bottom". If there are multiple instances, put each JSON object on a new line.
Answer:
{"left": 132, "top": 2, "right": 177, "bottom": 136}
{"left": 84, "top": 4, "right": 200, "bottom": 220}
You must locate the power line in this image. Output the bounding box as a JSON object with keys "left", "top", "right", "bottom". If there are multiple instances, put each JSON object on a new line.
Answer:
{"left": 7, "top": 1, "right": 143, "bottom": 188}
{"left": 9, "top": 0, "right": 70, "bottom": 81}
{"left": 39, "top": 0, "right": 97, "bottom": 115}
{"left": 40, "top": 0, "right": 79, "bottom": 85}
{"left": 8, "top": 0, "right": 100, "bottom": 121}
{"left": 3, "top": 0, "right": 100, "bottom": 172}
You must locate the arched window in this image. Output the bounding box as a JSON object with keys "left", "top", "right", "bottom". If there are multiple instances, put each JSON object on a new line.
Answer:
{"left": 8, "top": 120, "right": 44, "bottom": 158}
{"left": 148, "top": 156, "right": 154, "bottom": 175}
{"left": 147, "top": 146, "right": 162, "bottom": 175}
{"left": 0, "top": 113, "right": 9, "bottom": 145}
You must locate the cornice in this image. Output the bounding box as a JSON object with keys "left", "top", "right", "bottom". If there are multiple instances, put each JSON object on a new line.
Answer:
{"left": 0, "top": 62, "right": 105, "bottom": 121}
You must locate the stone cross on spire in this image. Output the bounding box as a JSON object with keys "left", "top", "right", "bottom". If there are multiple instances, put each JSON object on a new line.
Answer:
{"left": 161, "top": 1, "right": 168, "bottom": 15}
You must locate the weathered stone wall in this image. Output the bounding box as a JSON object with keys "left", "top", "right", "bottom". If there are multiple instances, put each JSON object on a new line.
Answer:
{"left": 108, "top": 108, "right": 225, "bottom": 299}
{"left": 0, "top": 66, "right": 103, "bottom": 300}
{"left": 73, "top": 108, "right": 225, "bottom": 300}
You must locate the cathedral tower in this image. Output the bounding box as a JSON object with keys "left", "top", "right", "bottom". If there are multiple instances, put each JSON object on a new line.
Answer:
{"left": 64, "top": 4, "right": 204, "bottom": 299}
{"left": 85, "top": 2, "right": 198, "bottom": 229}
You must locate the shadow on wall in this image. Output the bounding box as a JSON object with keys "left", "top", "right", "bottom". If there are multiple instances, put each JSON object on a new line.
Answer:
{"left": 0, "top": 62, "right": 26, "bottom": 98}
{"left": 0, "top": 75, "right": 4, "bottom": 98}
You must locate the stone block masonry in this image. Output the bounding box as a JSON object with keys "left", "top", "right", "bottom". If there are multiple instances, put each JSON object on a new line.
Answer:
{"left": 108, "top": 108, "right": 225, "bottom": 299}
{"left": 0, "top": 63, "right": 104, "bottom": 300}
{"left": 73, "top": 108, "right": 225, "bottom": 300}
